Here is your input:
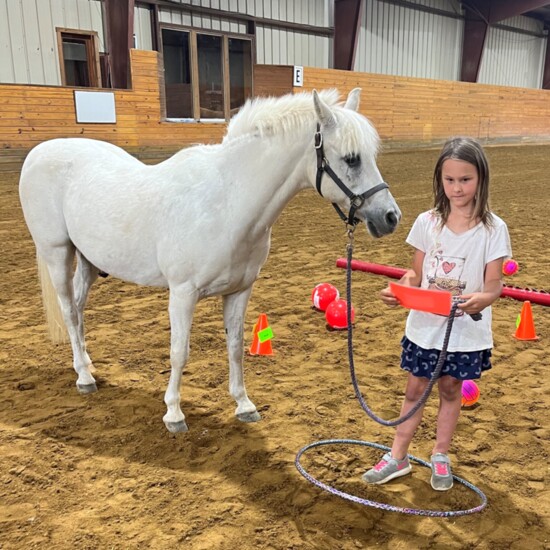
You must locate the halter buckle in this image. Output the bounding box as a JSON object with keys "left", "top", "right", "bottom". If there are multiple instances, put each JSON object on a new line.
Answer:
{"left": 351, "top": 196, "right": 364, "bottom": 208}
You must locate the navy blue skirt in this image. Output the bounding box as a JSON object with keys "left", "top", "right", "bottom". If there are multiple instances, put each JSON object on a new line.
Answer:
{"left": 400, "top": 336, "right": 491, "bottom": 380}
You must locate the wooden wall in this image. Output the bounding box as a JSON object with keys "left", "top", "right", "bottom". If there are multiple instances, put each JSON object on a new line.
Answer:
{"left": 297, "top": 67, "right": 550, "bottom": 146}
{"left": 253, "top": 65, "right": 294, "bottom": 97}
{"left": 1, "top": 50, "right": 549, "bottom": 167}
{"left": 0, "top": 49, "right": 226, "bottom": 155}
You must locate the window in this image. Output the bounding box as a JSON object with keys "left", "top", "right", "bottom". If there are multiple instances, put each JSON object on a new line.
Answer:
{"left": 57, "top": 29, "right": 102, "bottom": 88}
{"left": 197, "top": 34, "right": 224, "bottom": 118}
{"left": 163, "top": 29, "right": 193, "bottom": 118}
{"left": 228, "top": 38, "right": 253, "bottom": 113}
{"left": 161, "top": 28, "right": 253, "bottom": 120}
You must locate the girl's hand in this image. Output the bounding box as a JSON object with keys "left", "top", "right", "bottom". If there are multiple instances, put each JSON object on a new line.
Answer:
{"left": 458, "top": 260, "right": 504, "bottom": 315}
{"left": 380, "top": 286, "right": 399, "bottom": 306}
{"left": 456, "top": 293, "right": 490, "bottom": 315}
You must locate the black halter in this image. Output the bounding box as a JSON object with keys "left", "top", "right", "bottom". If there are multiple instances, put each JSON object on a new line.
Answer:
{"left": 314, "top": 123, "right": 389, "bottom": 226}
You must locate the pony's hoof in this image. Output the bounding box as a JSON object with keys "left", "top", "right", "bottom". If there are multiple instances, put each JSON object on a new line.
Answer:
{"left": 237, "top": 410, "right": 261, "bottom": 423}
{"left": 77, "top": 382, "right": 98, "bottom": 394}
{"left": 165, "top": 420, "right": 189, "bottom": 433}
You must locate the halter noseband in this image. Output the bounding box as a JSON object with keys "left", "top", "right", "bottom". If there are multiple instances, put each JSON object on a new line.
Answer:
{"left": 314, "top": 123, "right": 389, "bottom": 226}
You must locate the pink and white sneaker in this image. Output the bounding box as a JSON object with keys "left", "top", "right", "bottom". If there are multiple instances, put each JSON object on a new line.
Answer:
{"left": 431, "top": 453, "right": 454, "bottom": 491}
{"left": 362, "top": 452, "right": 412, "bottom": 484}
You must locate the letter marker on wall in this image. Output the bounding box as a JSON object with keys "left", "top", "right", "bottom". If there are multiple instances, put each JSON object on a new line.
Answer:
{"left": 293, "top": 66, "right": 304, "bottom": 87}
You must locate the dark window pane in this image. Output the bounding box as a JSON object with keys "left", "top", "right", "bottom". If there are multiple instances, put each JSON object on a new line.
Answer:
{"left": 63, "top": 39, "right": 89, "bottom": 87}
{"left": 162, "top": 29, "right": 192, "bottom": 118}
{"left": 229, "top": 38, "right": 252, "bottom": 113}
{"left": 197, "top": 34, "right": 224, "bottom": 119}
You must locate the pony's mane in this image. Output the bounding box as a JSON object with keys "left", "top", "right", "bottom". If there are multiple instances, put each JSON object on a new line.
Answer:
{"left": 224, "top": 89, "right": 380, "bottom": 157}
{"left": 225, "top": 89, "right": 341, "bottom": 141}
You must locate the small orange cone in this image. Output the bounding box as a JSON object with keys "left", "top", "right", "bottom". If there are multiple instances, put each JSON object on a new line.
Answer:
{"left": 248, "top": 313, "right": 274, "bottom": 355}
{"left": 514, "top": 301, "right": 539, "bottom": 341}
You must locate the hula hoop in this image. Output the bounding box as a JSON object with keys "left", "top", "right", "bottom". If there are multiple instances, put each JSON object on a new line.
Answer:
{"left": 295, "top": 439, "right": 487, "bottom": 517}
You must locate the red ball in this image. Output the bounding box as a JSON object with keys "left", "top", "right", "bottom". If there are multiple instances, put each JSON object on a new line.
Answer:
{"left": 311, "top": 283, "right": 339, "bottom": 312}
{"left": 461, "top": 380, "right": 480, "bottom": 407}
{"left": 325, "top": 299, "right": 355, "bottom": 329}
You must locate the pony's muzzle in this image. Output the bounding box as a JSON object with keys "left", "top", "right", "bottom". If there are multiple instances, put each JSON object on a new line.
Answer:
{"left": 366, "top": 207, "right": 401, "bottom": 238}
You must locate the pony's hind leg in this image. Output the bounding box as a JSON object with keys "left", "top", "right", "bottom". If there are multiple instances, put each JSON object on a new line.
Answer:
{"left": 73, "top": 250, "right": 99, "bottom": 373}
{"left": 223, "top": 288, "right": 260, "bottom": 423}
{"left": 42, "top": 246, "right": 97, "bottom": 393}
{"left": 163, "top": 285, "right": 198, "bottom": 433}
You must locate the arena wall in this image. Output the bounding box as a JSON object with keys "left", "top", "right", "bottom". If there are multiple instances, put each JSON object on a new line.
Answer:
{"left": 299, "top": 67, "right": 550, "bottom": 146}
{"left": 1, "top": 49, "right": 549, "bottom": 171}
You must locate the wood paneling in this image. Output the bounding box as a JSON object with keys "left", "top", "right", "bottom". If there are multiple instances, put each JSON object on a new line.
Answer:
{"left": 253, "top": 65, "right": 293, "bottom": 97}
{"left": 0, "top": 50, "right": 226, "bottom": 152}
{"left": 297, "top": 67, "right": 550, "bottom": 146}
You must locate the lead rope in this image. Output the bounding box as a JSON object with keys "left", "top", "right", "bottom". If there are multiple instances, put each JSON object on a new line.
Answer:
{"left": 345, "top": 228, "right": 458, "bottom": 426}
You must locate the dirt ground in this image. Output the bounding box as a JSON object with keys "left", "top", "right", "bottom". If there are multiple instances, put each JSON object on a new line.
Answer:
{"left": 0, "top": 144, "right": 548, "bottom": 550}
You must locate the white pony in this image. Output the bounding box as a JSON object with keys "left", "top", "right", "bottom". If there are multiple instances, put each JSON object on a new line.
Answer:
{"left": 19, "top": 88, "right": 401, "bottom": 433}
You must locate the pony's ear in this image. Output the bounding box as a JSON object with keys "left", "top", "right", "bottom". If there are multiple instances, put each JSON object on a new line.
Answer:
{"left": 344, "top": 88, "right": 361, "bottom": 111}
{"left": 313, "top": 90, "right": 336, "bottom": 129}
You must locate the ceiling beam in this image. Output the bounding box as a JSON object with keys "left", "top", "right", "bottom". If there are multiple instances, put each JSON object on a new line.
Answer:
{"left": 462, "top": 1, "right": 550, "bottom": 24}
{"left": 334, "top": 0, "right": 364, "bottom": 70}
{"left": 485, "top": 0, "right": 550, "bottom": 24}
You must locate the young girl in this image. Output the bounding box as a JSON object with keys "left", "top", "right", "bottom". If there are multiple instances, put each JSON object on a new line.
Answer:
{"left": 363, "top": 137, "right": 512, "bottom": 491}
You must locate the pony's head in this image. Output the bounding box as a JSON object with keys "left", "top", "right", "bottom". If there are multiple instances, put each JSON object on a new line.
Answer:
{"left": 310, "top": 88, "right": 401, "bottom": 237}
{"left": 225, "top": 88, "right": 401, "bottom": 237}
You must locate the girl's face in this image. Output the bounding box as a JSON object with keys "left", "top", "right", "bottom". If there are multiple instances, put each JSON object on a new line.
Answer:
{"left": 441, "top": 159, "right": 479, "bottom": 212}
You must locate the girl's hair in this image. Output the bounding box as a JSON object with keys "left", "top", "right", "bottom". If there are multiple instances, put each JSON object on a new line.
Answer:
{"left": 433, "top": 136, "right": 493, "bottom": 227}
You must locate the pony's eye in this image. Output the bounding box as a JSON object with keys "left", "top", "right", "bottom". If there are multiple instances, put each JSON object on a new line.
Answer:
{"left": 344, "top": 154, "right": 361, "bottom": 167}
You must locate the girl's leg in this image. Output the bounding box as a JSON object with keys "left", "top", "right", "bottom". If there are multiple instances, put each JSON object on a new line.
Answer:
{"left": 363, "top": 373, "right": 427, "bottom": 484}
{"left": 432, "top": 375, "right": 463, "bottom": 455}
{"left": 390, "top": 373, "right": 430, "bottom": 459}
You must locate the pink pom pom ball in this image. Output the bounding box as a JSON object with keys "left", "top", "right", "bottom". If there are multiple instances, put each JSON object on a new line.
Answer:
{"left": 502, "top": 259, "right": 519, "bottom": 276}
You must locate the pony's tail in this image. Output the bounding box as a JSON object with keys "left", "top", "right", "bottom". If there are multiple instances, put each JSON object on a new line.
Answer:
{"left": 37, "top": 254, "right": 68, "bottom": 344}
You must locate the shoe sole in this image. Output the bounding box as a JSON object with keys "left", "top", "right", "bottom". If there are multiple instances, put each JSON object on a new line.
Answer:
{"left": 431, "top": 478, "right": 454, "bottom": 491}
{"left": 363, "top": 464, "right": 412, "bottom": 485}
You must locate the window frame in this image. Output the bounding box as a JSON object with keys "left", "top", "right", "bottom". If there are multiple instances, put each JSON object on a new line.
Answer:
{"left": 160, "top": 24, "right": 255, "bottom": 122}
{"left": 56, "top": 28, "right": 102, "bottom": 88}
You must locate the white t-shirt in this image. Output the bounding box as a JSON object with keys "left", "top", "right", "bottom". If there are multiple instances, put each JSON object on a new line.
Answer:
{"left": 404, "top": 210, "right": 512, "bottom": 352}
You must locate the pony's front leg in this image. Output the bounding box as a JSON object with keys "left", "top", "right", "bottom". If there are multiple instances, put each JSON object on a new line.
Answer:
{"left": 223, "top": 288, "right": 260, "bottom": 423}
{"left": 163, "top": 286, "right": 198, "bottom": 433}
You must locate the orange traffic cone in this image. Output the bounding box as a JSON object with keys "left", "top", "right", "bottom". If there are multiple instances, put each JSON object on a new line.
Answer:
{"left": 514, "top": 301, "right": 538, "bottom": 341}
{"left": 248, "top": 313, "right": 274, "bottom": 355}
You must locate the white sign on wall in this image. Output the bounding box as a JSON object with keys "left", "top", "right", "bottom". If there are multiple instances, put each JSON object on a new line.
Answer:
{"left": 293, "top": 66, "right": 304, "bottom": 87}
{"left": 74, "top": 91, "right": 117, "bottom": 123}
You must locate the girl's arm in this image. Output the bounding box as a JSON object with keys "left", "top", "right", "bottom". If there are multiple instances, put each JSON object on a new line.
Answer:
{"left": 457, "top": 258, "right": 504, "bottom": 315}
{"left": 380, "top": 248, "right": 425, "bottom": 306}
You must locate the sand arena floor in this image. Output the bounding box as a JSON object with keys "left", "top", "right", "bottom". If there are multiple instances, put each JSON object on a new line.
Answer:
{"left": 0, "top": 144, "right": 548, "bottom": 549}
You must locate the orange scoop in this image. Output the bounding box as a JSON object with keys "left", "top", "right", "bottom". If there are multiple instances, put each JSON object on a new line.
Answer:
{"left": 390, "top": 283, "right": 452, "bottom": 316}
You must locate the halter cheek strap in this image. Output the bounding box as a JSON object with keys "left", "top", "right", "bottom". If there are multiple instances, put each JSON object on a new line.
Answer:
{"left": 314, "top": 123, "right": 389, "bottom": 226}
